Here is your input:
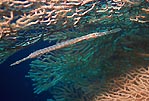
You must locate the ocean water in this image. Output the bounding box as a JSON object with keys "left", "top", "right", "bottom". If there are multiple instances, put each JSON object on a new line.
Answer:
{"left": 0, "top": 41, "right": 53, "bottom": 101}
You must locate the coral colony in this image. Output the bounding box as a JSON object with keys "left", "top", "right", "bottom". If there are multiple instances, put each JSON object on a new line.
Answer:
{"left": 0, "top": 0, "right": 149, "bottom": 101}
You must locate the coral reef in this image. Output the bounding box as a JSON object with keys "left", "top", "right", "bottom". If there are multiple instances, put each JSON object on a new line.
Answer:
{"left": 25, "top": 0, "right": 149, "bottom": 97}
{"left": 0, "top": 0, "right": 148, "bottom": 101}
{"left": 26, "top": 24, "right": 149, "bottom": 95}
{"left": 26, "top": 29, "right": 101, "bottom": 94}
{"left": 1, "top": 0, "right": 148, "bottom": 64}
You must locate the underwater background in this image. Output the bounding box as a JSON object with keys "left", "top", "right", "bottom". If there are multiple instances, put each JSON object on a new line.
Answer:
{"left": 0, "top": 0, "right": 149, "bottom": 101}
{"left": 0, "top": 40, "right": 53, "bottom": 101}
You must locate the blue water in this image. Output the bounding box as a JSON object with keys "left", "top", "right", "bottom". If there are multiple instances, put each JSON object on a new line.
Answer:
{"left": 0, "top": 40, "right": 53, "bottom": 101}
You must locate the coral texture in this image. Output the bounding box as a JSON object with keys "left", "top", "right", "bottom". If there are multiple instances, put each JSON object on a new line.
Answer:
{"left": 95, "top": 66, "right": 149, "bottom": 101}
{"left": 51, "top": 82, "right": 95, "bottom": 101}
{"left": 1, "top": 1, "right": 148, "bottom": 101}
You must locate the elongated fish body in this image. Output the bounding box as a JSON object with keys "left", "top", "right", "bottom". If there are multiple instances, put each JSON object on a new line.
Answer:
{"left": 10, "top": 28, "right": 121, "bottom": 66}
